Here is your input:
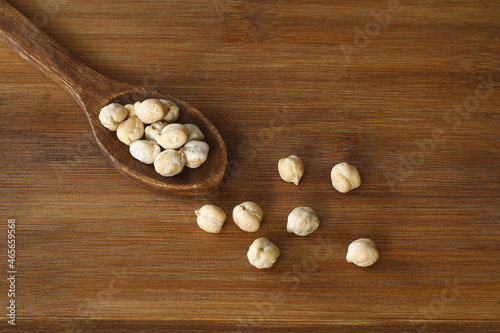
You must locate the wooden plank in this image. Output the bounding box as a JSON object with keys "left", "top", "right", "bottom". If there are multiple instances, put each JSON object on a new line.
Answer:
{"left": 0, "top": 0, "right": 499, "bottom": 331}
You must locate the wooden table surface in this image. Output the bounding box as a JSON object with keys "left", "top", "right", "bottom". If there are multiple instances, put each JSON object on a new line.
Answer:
{"left": 1, "top": 0, "right": 499, "bottom": 332}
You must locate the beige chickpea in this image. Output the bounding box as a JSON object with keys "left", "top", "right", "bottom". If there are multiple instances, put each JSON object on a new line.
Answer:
{"left": 184, "top": 124, "right": 205, "bottom": 141}
{"left": 129, "top": 140, "right": 161, "bottom": 164}
{"left": 331, "top": 162, "right": 361, "bottom": 193}
{"left": 136, "top": 99, "right": 167, "bottom": 124}
{"left": 346, "top": 238, "right": 379, "bottom": 267}
{"left": 154, "top": 149, "right": 187, "bottom": 177}
{"left": 195, "top": 204, "right": 226, "bottom": 233}
{"left": 124, "top": 104, "right": 136, "bottom": 118}
{"left": 287, "top": 206, "right": 320, "bottom": 236}
{"left": 160, "top": 99, "right": 180, "bottom": 123}
{"left": 233, "top": 202, "right": 263, "bottom": 232}
{"left": 116, "top": 116, "right": 144, "bottom": 146}
{"left": 99, "top": 103, "right": 129, "bottom": 131}
{"left": 144, "top": 121, "right": 167, "bottom": 141}
{"left": 155, "top": 123, "right": 189, "bottom": 149}
{"left": 247, "top": 237, "right": 280, "bottom": 269}
{"left": 278, "top": 155, "right": 304, "bottom": 185}
{"left": 180, "top": 140, "right": 209, "bottom": 168}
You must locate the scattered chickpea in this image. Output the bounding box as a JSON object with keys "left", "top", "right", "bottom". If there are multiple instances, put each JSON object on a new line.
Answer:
{"left": 346, "top": 238, "right": 379, "bottom": 267}
{"left": 136, "top": 99, "right": 167, "bottom": 124}
{"left": 278, "top": 155, "right": 304, "bottom": 185}
{"left": 247, "top": 237, "right": 280, "bottom": 269}
{"left": 155, "top": 123, "right": 189, "bottom": 149}
{"left": 184, "top": 123, "right": 205, "bottom": 141}
{"left": 233, "top": 202, "right": 264, "bottom": 232}
{"left": 116, "top": 116, "right": 144, "bottom": 146}
{"left": 154, "top": 149, "right": 187, "bottom": 177}
{"left": 195, "top": 204, "right": 226, "bottom": 233}
{"left": 180, "top": 140, "right": 209, "bottom": 168}
{"left": 331, "top": 162, "right": 361, "bottom": 193}
{"left": 129, "top": 140, "right": 161, "bottom": 164}
{"left": 100, "top": 100, "right": 379, "bottom": 272}
{"left": 144, "top": 121, "right": 167, "bottom": 141}
{"left": 99, "top": 103, "right": 129, "bottom": 131}
{"left": 287, "top": 206, "right": 320, "bottom": 236}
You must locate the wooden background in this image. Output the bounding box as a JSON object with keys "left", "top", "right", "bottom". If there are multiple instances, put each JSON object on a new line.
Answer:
{"left": 1, "top": 0, "right": 499, "bottom": 332}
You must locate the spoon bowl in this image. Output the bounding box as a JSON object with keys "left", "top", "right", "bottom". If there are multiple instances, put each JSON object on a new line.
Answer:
{"left": 0, "top": 0, "right": 227, "bottom": 196}
{"left": 96, "top": 89, "right": 227, "bottom": 195}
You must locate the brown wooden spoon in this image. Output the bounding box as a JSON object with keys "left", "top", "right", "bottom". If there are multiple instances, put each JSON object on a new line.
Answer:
{"left": 0, "top": 0, "right": 227, "bottom": 196}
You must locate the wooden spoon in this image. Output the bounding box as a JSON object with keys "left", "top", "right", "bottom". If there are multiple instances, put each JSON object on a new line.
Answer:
{"left": 0, "top": 0, "right": 227, "bottom": 196}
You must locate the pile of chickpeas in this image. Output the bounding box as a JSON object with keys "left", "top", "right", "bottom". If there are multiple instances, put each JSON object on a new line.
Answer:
{"left": 99, "top": 99, "right": 209, "bottom": 177}
{"left": 196, "top": 156, "right": 379, "bottom": 270}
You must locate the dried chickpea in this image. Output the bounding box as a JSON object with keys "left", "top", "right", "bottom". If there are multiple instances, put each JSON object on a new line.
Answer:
{"left": 233, "top": 202, "right": 263, "bottom": 232}
{"left": 144, "top": 121, "right": 167, "bottom": 141}
{"left": 247, "top": 237, "right": 280, "bottom": 269}
{"left": 346, "top": 238, "right": 379, "bottom": 267}
{"left": 124, "top": 104, "right": 136, "bottom": 118}
{"left": 116, "top": 116, "right": 144, "bottom": 146}
{"left": 195, "top": 204, "right": 226, "bottom": 233}
{"left": 99, "top": 103, "right": 128, "bottom": 131}
{"left": 331, "top": 162, "right": 361, "bottom": 193}
{"left": 287, "top": 206, "right": 320, "bottom": 236}
{"left": 134, "top": 101, "right": 141, "bottom": 111}
{"left": 278, "top": 155, "right": 304, "bottom": 185}
{"left": 184, "top": 124, "right": 205, "bottom": 141}
{"left": 180, "top": 140, "right": 209, "bottom": 168}
{"left": 136, "top": 99, "right": 167, "bottom": 124}
{"left": 155, "top": 123, "right": 189, "bottom": 149}
{"left": 154, "top": 149, "right": 187, "bottom": 177}
{"left": 129, "top": 140, "right": 161, "bottom": 164}
{"left": 160, "top": 99, "right": 180, "bottom": 123}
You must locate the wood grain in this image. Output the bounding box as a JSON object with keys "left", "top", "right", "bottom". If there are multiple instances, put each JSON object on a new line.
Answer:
{"left": 0, "top": 0, "right": 499, "bottom": 332}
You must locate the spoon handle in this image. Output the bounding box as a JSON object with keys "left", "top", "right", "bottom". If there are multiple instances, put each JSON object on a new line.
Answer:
{"left": 0, "top": 0, "right": 128, "bottom": 109}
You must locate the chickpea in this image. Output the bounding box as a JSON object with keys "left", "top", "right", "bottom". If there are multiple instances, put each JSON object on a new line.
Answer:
{"left": 346, "top": 238, "right": 379, "bottom": 267}
{"left": 129, "top": 140, "right": 161, "bottom": 164}
{"left": 184, "top": 123, "right": 205, "bottom": 141}
{"left": 99, "top": 103, "right": 128, "bottom": 131}
{"left": 233, "top": 202, "right": 264, "bottom": 232}
{"left": 124, "top": 104, "right": 136, "bottom": 118}
{"left": 144, "top": 121, "right": 167, "bottom": 141}
{"left": 180, "top": 140, "right": 209, "bottom": 168}
{"left": 116, "top": 116, "right": 144, "bottom": 146}
{"left": 195, "top": 204, "right": 226, "bottom": 233}
{"left": 287, "top": 207, "right": 320, "bottom": 236}
{"left": 136, "top": 99, "right": 167, "bottom": 124}
{"left": 331, "top": 162, "right": 361, "bottom": 193}
{"left": 278, "top": 155, "right": 304, "bottom": 185}
{"left": 155, "top": 123, "right": 189, "bottom": 149}
{"left": 154, "top": 149, "right": 187, "bottom": 177}
{"left": 160, "top": 99, "right": 180, "bottom": 123}
{"left": 247, "top": 237, "right": 280, "bottom": 269}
